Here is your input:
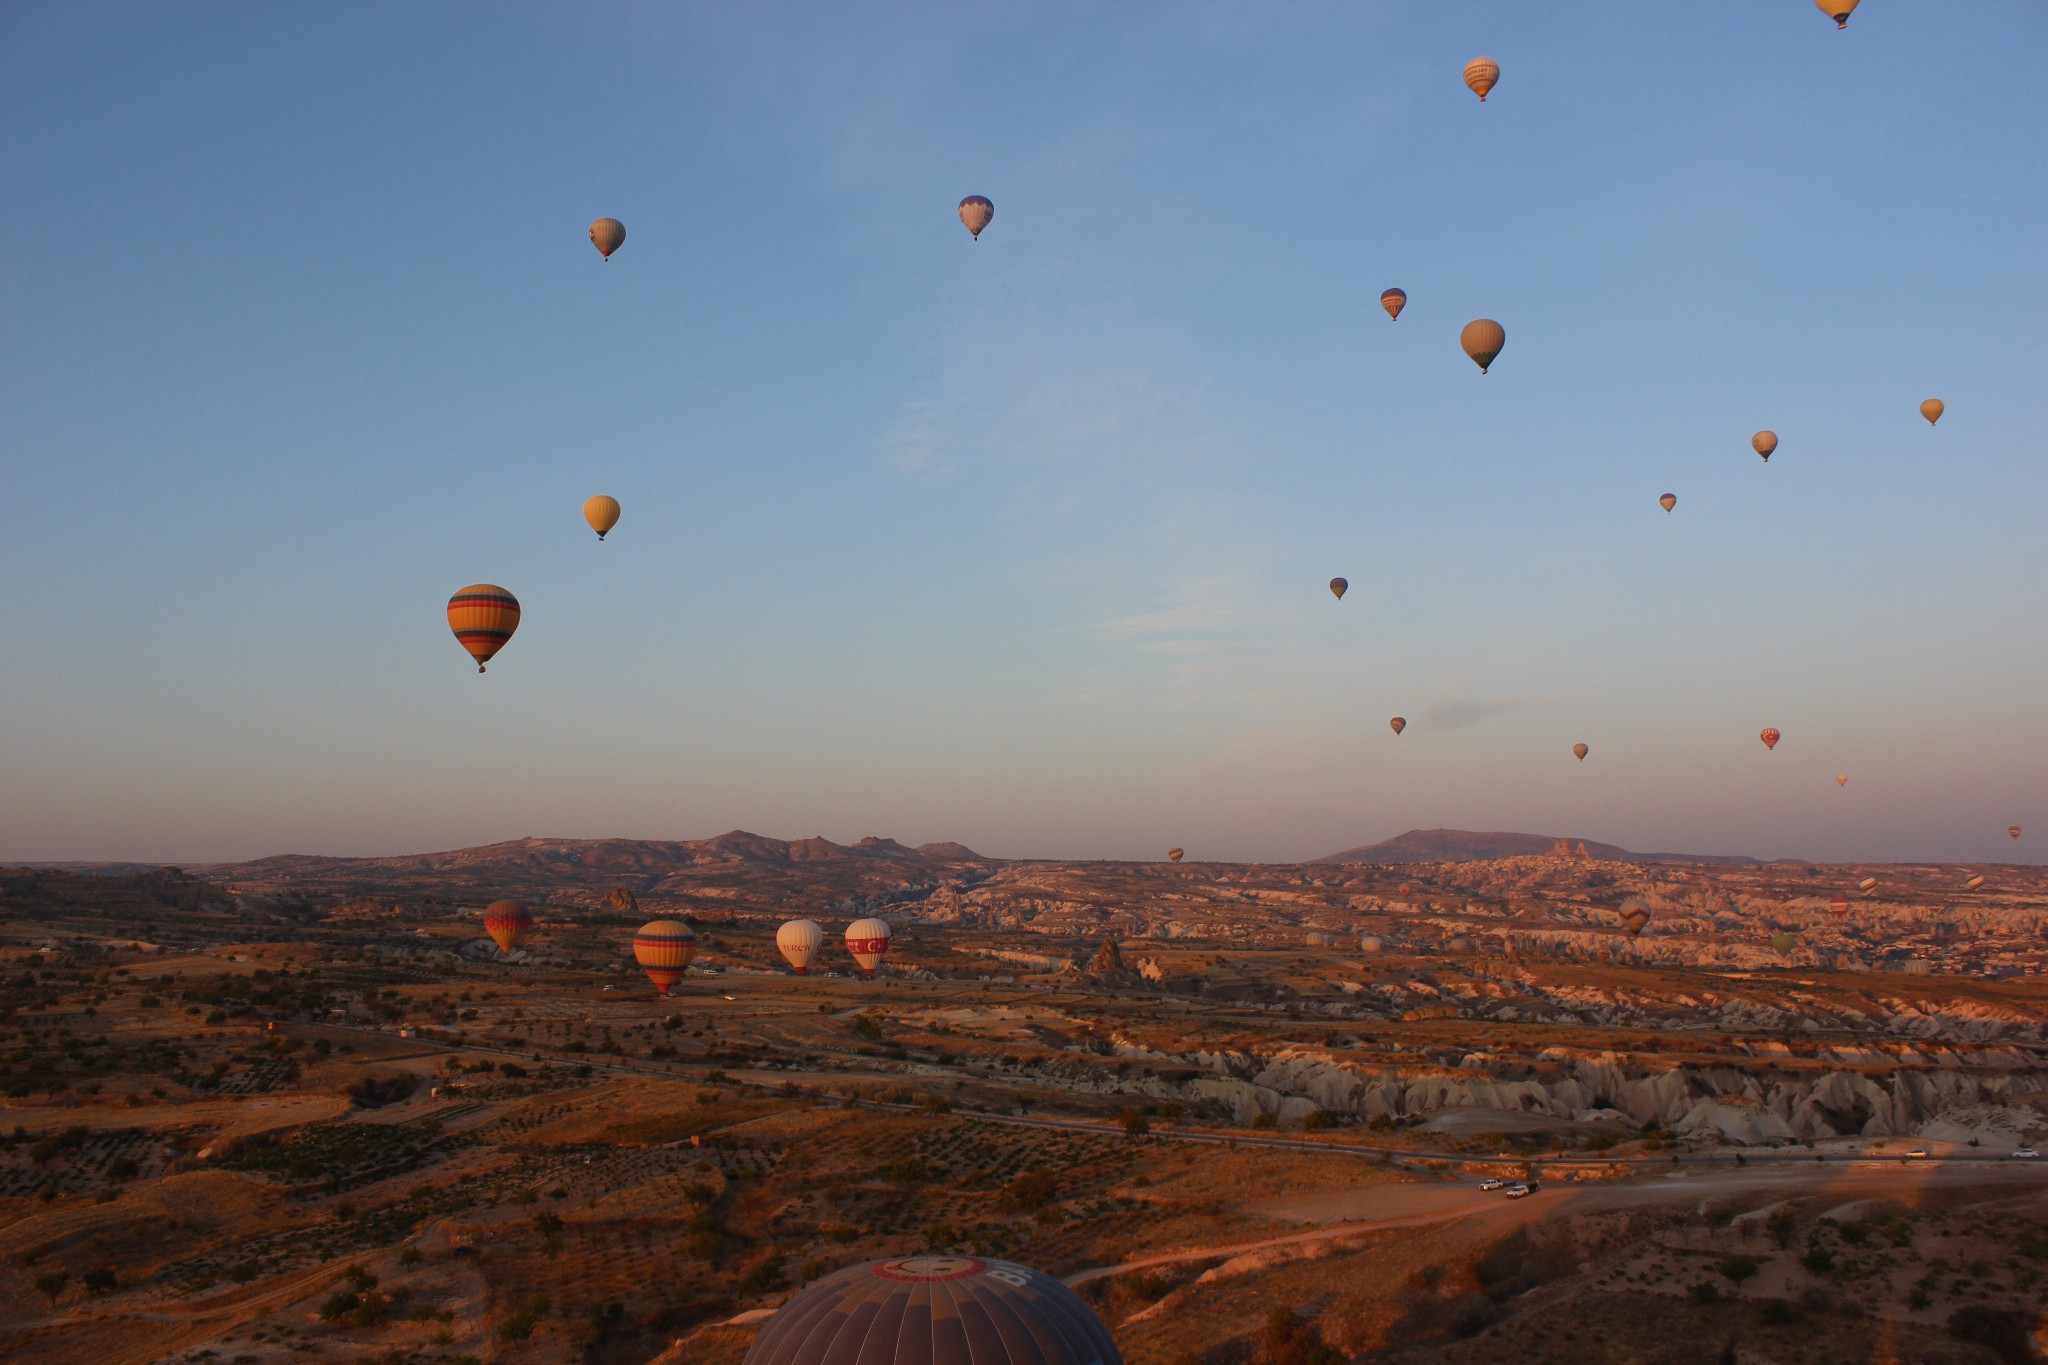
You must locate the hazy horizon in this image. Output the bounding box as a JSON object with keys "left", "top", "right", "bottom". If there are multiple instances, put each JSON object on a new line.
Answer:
{"left": 5, "top": 2, "right": 2044, "bottom": 867}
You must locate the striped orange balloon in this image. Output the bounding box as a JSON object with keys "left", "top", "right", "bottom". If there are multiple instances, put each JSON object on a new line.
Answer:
{"left": 633, "top": 919, "right": 698, "bottom": 995}
{"left": 1463, "top": 57, "right": 1499, "bottom": 102}
{"left": 1379, "top": 288, "right": 1406, "bottom": 321}
{"left": 447, "top": 585, "right": 520, "bottom": 673}
{"left": 482, "top": 900, "right": 532, "bottom": 953}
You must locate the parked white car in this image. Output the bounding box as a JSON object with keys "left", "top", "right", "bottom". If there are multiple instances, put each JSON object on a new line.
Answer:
{"left": 2012, "top": 1147, "right": 2039, "bottom": 1159}
{"left": 1904, "top": 1148, "right": 1930, "bottom": 1159}
{"left": 1478, "top": 1178, "right": 1505, "bottom": 1192}
{"left": 1505, "top": 1182, "right": 1534, "bottom": 1199}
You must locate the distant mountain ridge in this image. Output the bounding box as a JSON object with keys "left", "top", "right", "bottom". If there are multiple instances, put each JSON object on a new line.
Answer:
{"left": 1312, "top": 828, "right": 1762, "bottom": 866}
{"left": 190, "top": 830, "right": 988, "bottom": 888}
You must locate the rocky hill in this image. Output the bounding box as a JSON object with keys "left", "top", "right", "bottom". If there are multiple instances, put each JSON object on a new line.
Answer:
{"left": 1315, "top": 828, "right": 1762, "bottom": 865}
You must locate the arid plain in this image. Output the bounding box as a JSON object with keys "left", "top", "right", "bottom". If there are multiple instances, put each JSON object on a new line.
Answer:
{"left": 3, "top": 832, "right": 2046, "bottom": 1364}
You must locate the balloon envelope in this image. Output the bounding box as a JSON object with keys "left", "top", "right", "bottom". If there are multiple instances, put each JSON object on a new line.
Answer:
{"left": 633, "top": 919, "right": 699, "bottom": 995}
{"left": 1329, "top": 577, "right": 1347, "bottom": 600}
{"left": 589, "top": 217, "right": 625, "bottom": 258}
{"left": 583, "top": 495, "right": 620, "bottom": 540}
{"left": 1858, "top": 876, "right": 1879, "bottom": 894}
{"left": 741, "top": 1255, "right": 1122, "bottom": 1365}
{"left": 1461, "top": 319, "right": 1506, "bottom": 374}
{"left": 776, "top": 919, "right": 824, "bottom": 973}
{"left": 1572, "top": 743, "right": 1589, "bottom": 762}
{"left": 1389, "top": 717, "right": 1406, "bottom": 736}
{"left": 1659, "top": 494, "right": 1676, "bottom": 513}
{"left": 846, "top": 917, "right": 892, "bottom": 974}
{"left": 1837, "top": 774, "right": 1848, "bottom": 787}
{"left": 1771, "top": 934, "right": 1795, "bottom": 958}
{"left": 1964, "top": 874, "right": 1985, "bottom": 891}
{"left": 958, "top": 195, "right": 994, "bottom": 238}
{"left": 1815, "top": 0, "right": 1859, "bottom": 28}
{"left": 1167, "top": 847, "right": 1183, "bottom": 864}
{"left": 482, "top": 900, "right": 531, "bottom": 953}
{"left": 2009, "top": 826, "right": 2022, "bottom": 839}
{"left": 1830, "top": 897, "right": 1849, "bottom": 916}
{"left": 1752, "top": 431, "right": 1778, "bottom": 461}
{"left": 447, "top": 584, "right": 520, "bottom": 672}
{"left": 1463, "top": 57, "right": 1499, "bottom": 101}
{"left": 1618, "top": 897, "right": 1651, "bottom": 939}
{"left": 1759, "top": 728, "right": 1781, "bottom": 751}
{"left": 1380, "top": 288, "right": 1406, "bottom": 321}
{"left": 1920, "top": 398, "right": 1944, "bottom": 425}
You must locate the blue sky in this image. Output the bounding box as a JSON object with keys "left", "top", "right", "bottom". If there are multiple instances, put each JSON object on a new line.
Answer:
{"left": 3, "top": 1, "right": 2044, "bottom": 864}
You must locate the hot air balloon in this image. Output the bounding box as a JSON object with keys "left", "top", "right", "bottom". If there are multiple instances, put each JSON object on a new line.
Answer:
{"left": 845, "top": 917, "right": 892, "bottom": 975}
{"left": 446, "top": 585, "right": 520, "bottom": 673}
{"left": 1771, "top": 933, "right": 1795, "bottom": 959}
{"left": 1836, "top": 774, "right": 1848, "bottom": 787}
{"left": 1920, "top": 398, "right": 1944, "bottom": 426}
{"left": 741, "top": 1255, "right": 1122, "bottom": 1365}
{"left": 1572, "top": 743, "right": 1589, "bottom": 762}
{"left": 1829, "top": 896, "right": 1849, "bottom": 917}
{"left": 1389, "top": 717, "right": 1406, "bottom": 736}
{"left": 1380, "top": 288, "right": 1406, "bottom": 321}
{"left": 632, "top": 919, "right": 699, "bottom": 995}
{"left": 1659, "top": 493, "right": 1676, "bottom": 514}
{"left": 2010, "top": 826, "right": 2023, "bottom": 840}
{"left": 1760, "top": 728, "right": 1781, "bottom": 751}
{"left": 1461, "top": 319, "right": 1506, "bottom": 374}
{"left": 1330, "top": 577, "right": 1348, "bottom": 600}
{"left": 1618, "top": 897, "right": 1651, "bottom": 939}
{"left": 1858, "top": 876, "right": 1878, "bottom": 895}
{"left": 1815, "top": 0, "right": 1859, "bottom": 29}
{"left": 482, "top": 900, "right": 532, "bottom": 954}
{"left": 1397, "top": 884, "right": 1413, "bottom": 897}
{"left": 583, "top": 495, "right": 621, "bottom": 541}
{"left": 777, "top": 919, "right": 824, "bottom": 974}
{"left": 1752, "top": 431, "right": 1778, "bottom": 462}
{"left": 589, "top": 217, "right": 625, "bottom": 259}
{"left": 1167, "top": 847, "right": 1184, "bottom": 864}
{"left": 1964, "top": 874, "right": 1985, "bottom": 891}
{"left": 1463, "top": 57, "right": 1499, "bottom": 102}
{"left": 958, "top": 196, "right": 994, "bottom": 239}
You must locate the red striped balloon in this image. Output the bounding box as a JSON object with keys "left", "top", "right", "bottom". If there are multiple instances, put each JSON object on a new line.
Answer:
{"left": 482, "top": 900, "right": 531, "bottom": 953}
{"left": 633, "top": 919, "right": 699, "bottom": 995}
{"left": 447, "top": 585, "right": 520, "bottom": 673}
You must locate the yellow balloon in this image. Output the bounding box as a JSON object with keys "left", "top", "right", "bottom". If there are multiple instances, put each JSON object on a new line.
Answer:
{"left": 1920, "top": 398, "right": 1944, "bottom": 426}
{"left": 1814, "top": 0, "right": 1859, "bottom": 29}
{"left": 583, "top": 495, "right": 621, "bottom": 540}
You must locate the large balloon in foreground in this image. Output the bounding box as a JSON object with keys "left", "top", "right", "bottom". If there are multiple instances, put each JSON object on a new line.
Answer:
{"left": 1829, "top": 896, "right": 1849, "bottom": 917}
{"left": 589, "top": 217, "right": 625, "bottom": 259}
{"left": 1759, "top": 727, "right": 1781, "bottom": 751}
{"left": 482, "top": 900, "right": 531, "bottom": 953}
{"left": 1330, "top": 577, "right": 1348, "bottom": 600}
{"left": 1836, "top": 773, "right": 1848, "bottom": 787}
{"left": 1572, "top": 743, "right": 1589, "bottom": 762}
{"left": 845, "top": 917, "right": 892, "bottom": 974}
{"left": 1771, "top": 933, "right": 1795, "bottom": 958}
{"left": 741, "top": 1255, "right": 1122, "bottom": 1365}
{"left": 1167, "top": 847, "right": 1183, "bottom": 864}
{"left": 1618, "top": 897, "right": 1651, "bottom": 939}
{"left": 447, "top": 584, "right": 520, "bottom": 673}
{"left": 632, "top": 919, "right": 699, "bottom": 995}
{"left": 1815, "top": 0, "right": 1859, "bottom": 29}
{"left": 776, "top": 919, "right": 824, "bottom": 974}
{"left": 583, "top": 495, "right": 620, "bottom": 540}
{"left": 1380, "top": 288, "right": 1407, "bottom": 321}
{"left": 1964, "top": 874, "right": 1985, "bottom": 891}
{"left": 1389, "top": 716, "right": 1406, "bottom": 736}
{"left": 1920, "top": 398, "right": 1944, "bottom": 425}
{"left": 1463, "top": 57, "right": 1499, "bottom": 102}
{"left": 2011, "top": 826, "right": 2023, "bottom": 840}
{"left": 1461, "top": 319, "right": 1506, "bottom": 374}
{"left": 958, "top": 195, "right": 994, "bottom": 239}
{"left": 1659, "top": 493, "right": 1677, "bottom": 514}
{"left": 1752, "top": 431, "right": 1778, "bottom": 462}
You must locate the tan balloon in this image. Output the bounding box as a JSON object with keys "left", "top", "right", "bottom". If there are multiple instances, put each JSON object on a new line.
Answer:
{"left": 583, "top": 495, "right": 620, "bottom": 540}
{"left": 776, "top": 919, "right": 823, "bottom": 974}
{"left": 1389, "top": 717, "right": 1406, "bottom": 736}
{"left": 588, "top": 217, "right": 626, "bottom": 259}
{"left": 1815, "top": 0, "right": 1859, "bottom": 28}
{"left": 845, "top": 917, "right": 892, "bottom": 974}
{"left": 1920, "top": 398, "right": 1944, "bottom": 425}
{"left": 1752, "top": 430, "right": 1778, "bottom": 461}
{"left": 1461, "top": 319, "right": 1506, "bottom": 374}
{"left": 1659, "top": 493, "right": 1676, "bottom": 514}
{"left": 1836, "top": 773, "right": 1848, "bottom": 787}
{"left": 1464, "top": 57, "right": 1499, "bottom": 102}
{"left": 958, "top": 195, "right": 994, "bottom": 239}
{"left": 1572, "top": 743, "right": 1589, "bottom": 762}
